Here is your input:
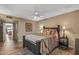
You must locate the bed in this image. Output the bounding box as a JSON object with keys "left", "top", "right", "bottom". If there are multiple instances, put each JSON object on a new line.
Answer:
{"left": 23, "top": 25, "right": 60, "bottom": 55}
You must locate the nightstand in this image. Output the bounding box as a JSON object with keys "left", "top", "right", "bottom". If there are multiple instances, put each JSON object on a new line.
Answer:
{"left": 59, "top": 37, "right": 69, "bottom": 49}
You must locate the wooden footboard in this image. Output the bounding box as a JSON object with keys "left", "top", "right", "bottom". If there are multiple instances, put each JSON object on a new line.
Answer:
{"left": 23, "top": 36, "right": 41, "bottom": 55}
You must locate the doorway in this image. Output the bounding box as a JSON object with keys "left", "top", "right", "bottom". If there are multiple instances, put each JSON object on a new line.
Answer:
{"left": 3, "top": 23, "right": 13, "bottom": 42}
{"left": 0, "top": 22, "right": 22, "bottom": 54}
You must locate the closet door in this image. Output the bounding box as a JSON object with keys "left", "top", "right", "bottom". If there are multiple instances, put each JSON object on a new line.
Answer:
{"left": 0, "top": 21, "right": 3, "bottom": 42}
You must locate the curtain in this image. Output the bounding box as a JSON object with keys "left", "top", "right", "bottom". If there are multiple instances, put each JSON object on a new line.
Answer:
{"left": 13, "top": 21, "right": 18, "bottom": 42}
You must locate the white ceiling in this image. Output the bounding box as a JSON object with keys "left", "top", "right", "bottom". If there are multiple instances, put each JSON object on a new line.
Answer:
{"left": 0, "top": 4, "right": 79, "bottom": 21}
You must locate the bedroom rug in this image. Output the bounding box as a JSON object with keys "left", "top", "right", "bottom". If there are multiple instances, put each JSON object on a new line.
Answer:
{"left": 50, "top": 48, "right": 74, "bottom": 55}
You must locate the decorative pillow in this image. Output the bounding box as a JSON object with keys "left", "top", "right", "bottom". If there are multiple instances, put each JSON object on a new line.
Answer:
{"left": 42, "top": 29, "right": 58, "bottom": 40}
{"left": 46, "top": 29, "right": 51, "bottom": 35}
{"left": 42, "top": 30, "right": 47, "bottom": 36}
{"left": 53, "top": 30, "right": 58, "bottom": 40}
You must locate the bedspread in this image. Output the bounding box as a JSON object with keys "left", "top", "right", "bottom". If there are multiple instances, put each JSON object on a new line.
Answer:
{"left": 40, "top": 37, "right": 59, "bottom": 55}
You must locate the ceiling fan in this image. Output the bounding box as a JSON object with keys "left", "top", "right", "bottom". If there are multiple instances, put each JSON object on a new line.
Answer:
{"left": 31, "top": 10, "right": 44, "bottom": 20}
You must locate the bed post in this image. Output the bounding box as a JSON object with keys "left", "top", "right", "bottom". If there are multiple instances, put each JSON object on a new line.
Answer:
{"left": 23, "top": 35, "right": 25, "bottom": 48}
{"left": 57, "top": 25, "right": 60, "bottom": 45}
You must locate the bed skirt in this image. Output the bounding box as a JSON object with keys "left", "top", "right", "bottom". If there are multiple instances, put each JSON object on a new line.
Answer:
{"left": 23, "top": 36, "right": 41, "bottom": 55}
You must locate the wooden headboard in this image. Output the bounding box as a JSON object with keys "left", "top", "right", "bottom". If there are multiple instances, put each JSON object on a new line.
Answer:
{"left": 42, "top": 25, "right": 60, "bottom": 40}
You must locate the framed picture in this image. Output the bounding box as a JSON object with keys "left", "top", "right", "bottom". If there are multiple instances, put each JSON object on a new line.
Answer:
{"left": 25, "top": 23, "right": 32, "bottom": 32}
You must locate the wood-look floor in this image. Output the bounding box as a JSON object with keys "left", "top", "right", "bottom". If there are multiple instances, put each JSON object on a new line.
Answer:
{"left": 0, "top": 41, "right": 74, "bottom": 55}
{"left": 0, "top": 34, "right": 74, "bottom": 55}
{"left": 0, "top": 34, "right": 22, "bottom": 55}
{"left": 0, "top": 41, "right": 22, "bottom": 55}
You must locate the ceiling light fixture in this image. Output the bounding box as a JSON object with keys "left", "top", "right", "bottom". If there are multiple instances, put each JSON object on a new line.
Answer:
{"left": 31, "top": 10, "right": 44, "bottom": 20}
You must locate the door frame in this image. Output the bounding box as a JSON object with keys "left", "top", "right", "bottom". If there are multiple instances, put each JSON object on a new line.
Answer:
{"left": 3, "top": 22, "right": 13, "bottom": 42}
{"left": 2, "top": 20, "right": 18, "bottom": 42}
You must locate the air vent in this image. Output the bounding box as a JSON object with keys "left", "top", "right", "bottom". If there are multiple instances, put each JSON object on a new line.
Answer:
{"left": 6, "top": 16, "right": 13, "bottom": 19}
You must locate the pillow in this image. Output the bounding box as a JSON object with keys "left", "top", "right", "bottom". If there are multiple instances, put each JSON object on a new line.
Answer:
{"left": 46, "top": 30, "right": 51, "bottom": 35}
{"left": 42, "top": 30, "right": 47, "bottom": 36}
